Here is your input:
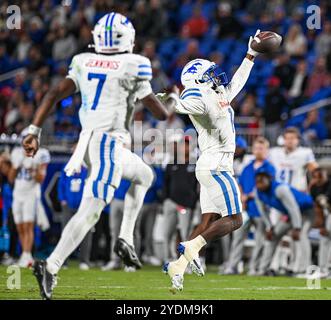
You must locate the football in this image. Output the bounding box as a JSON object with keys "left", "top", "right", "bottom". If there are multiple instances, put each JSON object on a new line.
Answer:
{"left": 251, "top": 31, "right": 282, "bottom": 54}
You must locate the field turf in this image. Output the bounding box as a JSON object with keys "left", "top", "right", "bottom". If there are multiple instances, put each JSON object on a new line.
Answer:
{"left": 1, "top": 264, "right": 330, "bottom": 300}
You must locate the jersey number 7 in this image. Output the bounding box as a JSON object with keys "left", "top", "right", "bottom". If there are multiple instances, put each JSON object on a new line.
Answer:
{"left": 88, "top": 72, "right": 107, "bottom": 110}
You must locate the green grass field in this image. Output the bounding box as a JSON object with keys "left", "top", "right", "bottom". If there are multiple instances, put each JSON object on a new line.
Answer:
{"left": 1, "top": 264, "right": 331, "bottom": 300}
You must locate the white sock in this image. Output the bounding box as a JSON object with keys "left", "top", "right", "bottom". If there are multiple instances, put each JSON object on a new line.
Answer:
{"left": 119, "top": 183, "right": 148, "bottom": 246}
{"left": 185, "top": 235, "right": 207, "bottom": 253}
{"left": 169, "top": 255, "right": 188, "bottom": 277}
{"left": 46, "top": 197, "right": 106, "bottom": 275}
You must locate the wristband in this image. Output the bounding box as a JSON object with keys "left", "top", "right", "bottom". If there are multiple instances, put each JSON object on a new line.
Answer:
{"left": 28, "top": 124, "right": 42, "bottom": 137}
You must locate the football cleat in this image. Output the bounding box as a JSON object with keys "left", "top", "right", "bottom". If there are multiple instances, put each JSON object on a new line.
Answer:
{"left": 163, "top": 262, "right": 184, "bottom": 293}
{"left": 177, "top": 243, "right": 205, "bottom": 277}
{"left": 33, "top": 260, "right": 57, "bottom": 300}
{"left": 114, "top": 238, "right": 142, "bottom": 269}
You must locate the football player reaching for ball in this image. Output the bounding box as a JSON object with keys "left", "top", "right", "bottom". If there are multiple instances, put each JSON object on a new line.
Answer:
{"left": 158, "top": 30, "right": 262, "bottom": 292}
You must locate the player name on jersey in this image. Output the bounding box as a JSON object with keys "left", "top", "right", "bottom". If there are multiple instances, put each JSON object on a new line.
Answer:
{"left": 85, "top": 59, "right": 121, "bottom": 69}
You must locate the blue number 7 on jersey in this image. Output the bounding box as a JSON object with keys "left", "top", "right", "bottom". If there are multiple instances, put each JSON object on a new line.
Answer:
{"left": 88, "top": 73, "right": 107, "bottom": 110}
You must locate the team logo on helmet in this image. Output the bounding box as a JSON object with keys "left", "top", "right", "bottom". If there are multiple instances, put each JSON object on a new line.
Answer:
{"left": 183, "top": 62, "right": 202, "bottom": 75}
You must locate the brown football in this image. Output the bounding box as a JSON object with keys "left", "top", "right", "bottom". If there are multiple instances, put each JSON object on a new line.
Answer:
{"left": 251, "top": 31, "right": 282, "bottom": 54}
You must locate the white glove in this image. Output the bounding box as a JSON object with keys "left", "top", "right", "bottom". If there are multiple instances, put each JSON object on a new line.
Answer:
{"left": 247, "top": 29, "right": 261, "bottom": 57}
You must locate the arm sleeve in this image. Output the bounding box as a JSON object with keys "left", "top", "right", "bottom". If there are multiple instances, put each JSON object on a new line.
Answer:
{"left": 37, "top": 149, "right": 51, "bottom": 165}
{"left": 275, "top": 185, "right": 303, "bottom": 229}
{"left": 135, "top": 80, "right": 153, "bottom": 100}
{"left": 305, "top": 148, "right": 316, "bottom": 165}
{"left": 66, "top": 55, "right": 81, "bottom": 93}
{"left": 225, "top": 58, "right": 254, "bottom": 103}
{"left": 254, "top": 191, "right": 272, "bottom": 230}
{"left": 172, "top": 94, "right": 207, "bottom": 115}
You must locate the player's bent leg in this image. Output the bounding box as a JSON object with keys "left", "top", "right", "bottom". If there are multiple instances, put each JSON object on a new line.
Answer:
{"left": 33, "top": 195, "right": 108, "bottom": 300}
{"left": 116, "top": 150, "right": 154, "bottom": 269}
{"left": 163, "top": 256, "right": 186, "bottom": 292}
{"left": 179, "top": 170, "right": 243, "bottom": 276}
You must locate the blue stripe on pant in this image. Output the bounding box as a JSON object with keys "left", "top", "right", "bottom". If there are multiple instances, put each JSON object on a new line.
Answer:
{"left": 103, "top": 138, "right": 116, "bottom": 201}
{"left": 222, "top": 171, "right": 241, "bottom": 214}
{"left": 211, "top": 171, "right": 241, "bottom": 216}
{"left": 92, "top": 134, "right": 107, "bottom": 200}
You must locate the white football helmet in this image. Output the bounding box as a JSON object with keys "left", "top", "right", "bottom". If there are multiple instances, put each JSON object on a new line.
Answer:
{"left": 92, "top": 12, "right": 135, "bottom": 54}
{"left": 181, "top": 58, "right": 228, "bottom": 89}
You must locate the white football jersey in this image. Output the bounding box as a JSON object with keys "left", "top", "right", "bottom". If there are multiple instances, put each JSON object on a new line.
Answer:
{"left": 173, "top": 58, "right": 254, "bottom": 173}
{"left": 66, "top": 52, "right": 153, "bottom": 143}
{"left": 11, "top": 147, "right": 50, "bottom": 197}
{"left": 269, "top": 146, "right": 316, "bottom": 191}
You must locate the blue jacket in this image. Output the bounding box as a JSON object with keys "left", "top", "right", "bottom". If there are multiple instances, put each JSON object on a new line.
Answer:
{"left": 144, "top": 166, "right": 164, "bottom": 204}
{"left": 257, "top": 181, "right": 313, "bottom": 215}
{"left": 114, "top": 179, "right": 131, "bottom": 200}
{"left": 239, "top": 159, "right": 275, "bottom": 217}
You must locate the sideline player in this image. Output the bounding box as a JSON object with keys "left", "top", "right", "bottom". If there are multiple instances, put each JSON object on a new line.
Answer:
{"left": 8, "top": 130, "right": 50, "bottom": 268}
{"left": 22, "top": 12, "right": 169, "bottom": 299}
{"left": 254, "top": 172, "right": 314, "bottom": 275}
{"left": 269, "top": 127, "right": 318, "bottom": 274}
{"left": 158, "top": 30, "right": 261, "bottom": 291}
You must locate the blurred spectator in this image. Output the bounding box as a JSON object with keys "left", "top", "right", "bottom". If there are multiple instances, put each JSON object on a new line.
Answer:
{"left": 141, "top": 40, "right": 159, "bottom": 63}
{"left": 0, "top": 44, "right": 12, "bottom": 74}
{"left": 148, "top": 0, "right": 167, "bottom": 39}
{"left": 76, "top": 24, "right": 93, "bottom": 54}
{"left": 301, "top": 109, "right": 328, "bottom": 145}
{"left": 25, "top": 45, "right": 47, "bottom": 75}
{"left": 28, "top": 16, "right": 46, "bottom": 44}
{"left": 263, "top": 76, "right": 288, "bottom": 145}
{"left": 52, "top": 26, "right": 77, "bottom": 61}
{"left": 274, "top": 53, "right": 295, "bottom": 90}
{"left": 131, "top": 0, "right": 151, "bottom": 42}
{"left": 215, "top": 2, "right": 242, "bottom": 38}
{"left": 283, "top": 24, "right": 307, "bottom": 58}
{"left": 15, "top": 33, "right": 32, "bottom": 62}
{"left": 151, "top": 60, "right": 171, "bottom": 93}
{"left": 181, "top": 5, "right": 209, "bottom": 39}
{"left": 170, "top": 39, "right": 204, "bottom": 84}
{"left": 305, "top": 56, "right": 330, "bottom": 97}
{"left": 315, "top": 20, "right": 331, "bottom": 57}
{"left": 288, "top": 59, "right": 309, "bottom": 104}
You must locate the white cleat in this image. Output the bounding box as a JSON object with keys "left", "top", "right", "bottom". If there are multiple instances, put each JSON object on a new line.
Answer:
{"left": 189, "top": 257, "right": 205, "bottom": 277}
{"left": 163, "top": 262, "right": 184, "bottom": 292}
{"left": 178, "top": 243, "right": 205, "bottom": 277}
{"left": 79, "top": 262, "right": 90, "bottom": 271}
{"left": 124, "top": 265, "right": 136, "bottom": 272}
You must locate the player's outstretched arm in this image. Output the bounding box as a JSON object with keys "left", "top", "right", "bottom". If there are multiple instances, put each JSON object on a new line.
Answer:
{"left": 141, "top": 93, "right": 170, "bottom": 120}
{"left": 23, "top": 78, "right": 76, "bottom": 157}
{"left": 226, "top": 30, "right": 260, "bottom": 103}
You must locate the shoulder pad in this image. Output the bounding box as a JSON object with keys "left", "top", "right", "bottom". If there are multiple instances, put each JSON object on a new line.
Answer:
{"left": 128, "top": 54, "right": 152, "bottom": 80}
